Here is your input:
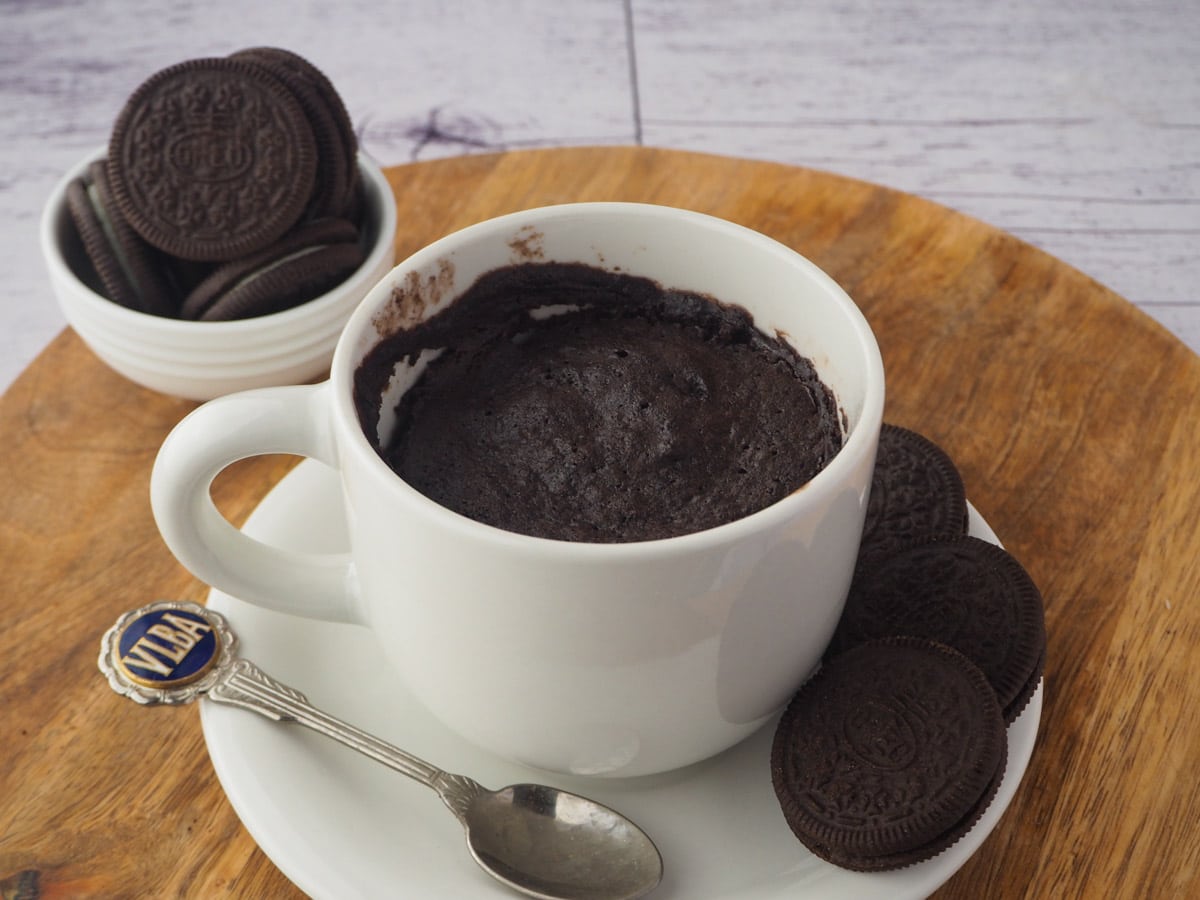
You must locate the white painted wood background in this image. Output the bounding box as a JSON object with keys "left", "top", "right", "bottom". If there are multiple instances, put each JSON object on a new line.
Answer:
{"left": 2, "top": 0, "right": 1196, "bottom": 395}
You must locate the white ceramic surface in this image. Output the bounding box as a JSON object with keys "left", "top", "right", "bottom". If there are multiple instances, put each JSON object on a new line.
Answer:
{"left": 40, "top": 147, "right": 397, "bottom": 401}
{"left": 152, "top": 202, "right": 885, "bottom": 776}
{"left": 201, "top": 458, "right": 1042, "bottom": 900}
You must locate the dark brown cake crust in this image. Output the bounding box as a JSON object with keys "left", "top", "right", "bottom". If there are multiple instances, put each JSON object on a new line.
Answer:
{"left": 771, "top": 637, "right": 1007, "bottom": 871}
{"left": 355, "top": 262, "right": 843, "bottom": 543}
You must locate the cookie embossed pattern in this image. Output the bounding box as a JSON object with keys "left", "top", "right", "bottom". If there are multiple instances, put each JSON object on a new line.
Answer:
{"left": 40, "top": 49, "right": 397, "bottom": 400}
{"left": 107, "top": 57, "right": 322, "bottom": 263}
{"left": 771, "top": 424, "right": 1046, "bottom": 872}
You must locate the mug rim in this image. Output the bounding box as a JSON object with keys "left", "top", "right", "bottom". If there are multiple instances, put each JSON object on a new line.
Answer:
{"left": 330, "top": 201, "right": 885, "bottom": 556}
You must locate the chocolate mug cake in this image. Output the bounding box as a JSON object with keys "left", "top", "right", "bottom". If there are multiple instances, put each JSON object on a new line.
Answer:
{"left": 354, "top": 261, "right": 844, "bottom": 542}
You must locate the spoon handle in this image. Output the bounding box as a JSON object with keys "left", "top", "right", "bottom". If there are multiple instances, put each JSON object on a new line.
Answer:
{"left": 98, "top": 601, "right": 487, "bottom": 821}
{"left": 209, "top": 657, "right": 484, "bottom": 815}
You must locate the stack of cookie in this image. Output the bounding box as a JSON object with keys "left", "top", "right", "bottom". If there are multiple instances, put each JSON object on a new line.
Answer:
{"left": 771, "top": 424, "right": 1046, "bottom": 871}
{"left": 66, "top": 49, "right": 366, "bottom": 322}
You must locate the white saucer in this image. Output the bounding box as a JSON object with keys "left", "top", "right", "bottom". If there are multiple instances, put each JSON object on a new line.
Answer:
{"left": 201, "top": 459, "right": 1042, "bottom": 900}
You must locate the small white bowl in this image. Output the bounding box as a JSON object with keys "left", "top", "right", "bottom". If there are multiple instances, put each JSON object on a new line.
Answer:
{"left": 41, "top": 147, "right": 397, "bottom": 400}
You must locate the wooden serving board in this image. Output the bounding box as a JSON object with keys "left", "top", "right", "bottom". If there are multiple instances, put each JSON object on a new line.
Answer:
{"left": 2, "top": 147, "right": 1197, "bottom": 899}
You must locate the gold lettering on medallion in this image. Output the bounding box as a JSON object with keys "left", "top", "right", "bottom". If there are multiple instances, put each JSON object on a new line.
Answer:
{"left": 138, "top": 634, "right": 189, "bottom": 664}
{"left": 146, "top": 623, "right": 197, "bottom": 654}
{"left": 117, "top": 611, "right": 218, "bottom": 684}
{"left": 120, "top": 638, "right": 175, "bottom": 676}
{"left": 161, "top": 612, "right": 213, "bottom": 642}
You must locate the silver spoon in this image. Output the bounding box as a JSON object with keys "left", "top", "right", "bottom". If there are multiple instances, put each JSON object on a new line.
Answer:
{"left": 99, "top": 600, "right": 663, "bottom": 900}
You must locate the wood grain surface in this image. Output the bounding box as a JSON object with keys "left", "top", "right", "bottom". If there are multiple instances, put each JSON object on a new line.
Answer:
{"left": 1, "top": 147, "right": 1197, "bottom": 899}
{"left": 3, "top": 0, "right": 1198, "bottom": 397}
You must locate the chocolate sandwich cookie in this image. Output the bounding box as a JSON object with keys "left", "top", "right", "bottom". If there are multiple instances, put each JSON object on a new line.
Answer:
{"left": 107, "top": 56, "right": 318, "bottom": 261}
{"left": 340, "top": 167, "right": 367, "bottom": 231}
{"left": 181, "top": 218, "right": 364, "bottom": 322}
{"left": 771, "top": 637, "right": 1007, "bottom": 871}
{"left": 1005, "top": 646, "right": 1045, "bottom": 725}
{"left": 860, "top": 424, "right": 968, "bottom": 562}
{"left": 65, "top": 160, "right": 178, "bottom": 317}
{"left": 230, "top": 47, "right": 359, "bottom": 222}
{"left": 830, "top": 536, "right": 1046, "bottom": 723}
{"left": 180, "top": 217, "right": 360, "bottom": 320}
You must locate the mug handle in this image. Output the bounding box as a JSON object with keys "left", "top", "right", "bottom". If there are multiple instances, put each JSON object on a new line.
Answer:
{"left": 150, "top": 382, "right": 362, "bottom": 624}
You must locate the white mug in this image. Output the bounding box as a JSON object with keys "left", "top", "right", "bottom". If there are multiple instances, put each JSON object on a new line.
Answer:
{"left": 151, "top": 203, "right": 885, "bottom": 777}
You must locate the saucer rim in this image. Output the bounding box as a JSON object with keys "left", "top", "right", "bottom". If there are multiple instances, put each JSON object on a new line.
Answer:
{"left": 200, "top": 458, "right": 1042, "bottom": 900}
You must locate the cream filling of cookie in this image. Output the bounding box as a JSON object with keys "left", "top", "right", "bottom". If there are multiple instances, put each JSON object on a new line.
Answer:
{"left": 227, "top": 244, "right": 330, "bottom": 293}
